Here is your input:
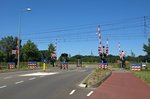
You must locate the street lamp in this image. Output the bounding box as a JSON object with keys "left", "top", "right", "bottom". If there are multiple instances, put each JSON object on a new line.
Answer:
{"left": 17, "top": 8, "right": 32, "bottom": 69}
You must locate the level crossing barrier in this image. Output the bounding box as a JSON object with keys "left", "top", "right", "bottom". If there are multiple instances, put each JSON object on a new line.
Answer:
{"left": 98, "top": 63, "right": 108, "bottom": 69}
{"left": 131, "top": 64, "right": 141, "bottom": 71}
{"left": 8, "top": 62, "right": 16, "bottom": 69}
{"left": 28, "top": 61, "right": 37, "bottom": 69}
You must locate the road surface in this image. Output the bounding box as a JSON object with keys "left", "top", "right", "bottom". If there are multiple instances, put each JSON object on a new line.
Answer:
{"left": 0, "top": 67, "right": 94, "bottom": 99}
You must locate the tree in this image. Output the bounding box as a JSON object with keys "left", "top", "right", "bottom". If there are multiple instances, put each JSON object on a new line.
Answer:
{"left": 48, "top": 43, "right": 55, "bottom": 54}
{"left": 48, "top": 43, "right": 56, "bottom": 60}
{"left": 131, "top": 50, "right": 135, "bottom": 57}
{"left": 39, "top": 50, "right": 49, "bottom": 61}
{"left": 107, "top": 55, "right": 118, "bottom": 63}
{"left": 0, "top": 36, "right": 18, "bottom": 62}
{"left": 48, "top": 43, "right": 55, "bottom": 58}
{"left": 69, "top": 55, "right": 99, "bottom": 63}
{"left": 127, "top": 50, "right": 136, "bottom": 62}
{"left": 137, "top": 55, "right": 147, "bottom": 62}
{"left": 0, "top": 50, "right": 4, "bottom": 62}
{"left": 22, "top": 40, "right": 39, "bottom": 61}
{"left": 143, "top": 38, "right": 150, "bottom": 62}
{"left": 59, "top": 53, "right": 69, "bottom": 62}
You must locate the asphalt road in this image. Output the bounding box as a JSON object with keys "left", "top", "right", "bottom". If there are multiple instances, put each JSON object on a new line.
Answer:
{"left": 0, "top": 67, "right": 94, "bottom": 99}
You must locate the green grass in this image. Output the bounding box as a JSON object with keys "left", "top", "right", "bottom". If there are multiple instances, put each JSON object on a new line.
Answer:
{"left": 83, "top": 68, "right": 111, "bottom": 87}
{"left": 133, "top": 71, "right": 150, "bottom": 84}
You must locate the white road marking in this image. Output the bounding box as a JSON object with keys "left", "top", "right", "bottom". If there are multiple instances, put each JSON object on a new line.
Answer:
{"left": 0, "top": 85, "right": 7, "bottom": 89}
{"left": 15, "top": 81, "right": 24, "bottom": 84}
{"left": 4, "top": 76, "right": 12, "bottom": 79}
{"left": 78, "top": 70, "right": 86, "bottom": 72}
{"left": 69, "top": 89, "right": 76, "bottom": 95}
{"left": 87, "top": 91, "right": 93, "bottom": 97}
{"left": 29, "top": 77, "right": 36, "bottom": 80}
{"left": 40, "top": 75, "right": 45, "bottom": 77}
{"left": 79, "top": 83, "right": 86, "bottom": 88}
{"left": 20, "top": 72, "right": 59, "bottom": 77}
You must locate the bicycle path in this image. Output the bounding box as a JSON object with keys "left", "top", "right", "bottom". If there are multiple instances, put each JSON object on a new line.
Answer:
{"left": 87, "top": 70, "right": 150, "bottom": 99}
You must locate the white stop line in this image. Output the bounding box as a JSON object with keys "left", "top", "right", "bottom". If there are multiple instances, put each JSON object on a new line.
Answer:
{"left": 20, "top": 72, "right": 58, "bottom": 77}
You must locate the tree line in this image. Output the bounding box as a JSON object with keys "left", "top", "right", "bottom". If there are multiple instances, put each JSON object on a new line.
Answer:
{"left": 69, "top": 54, "right": 148, "bottom": 63}
{"left": 0, "top": 36, "right": 150, "bottom": 63}
{"left": 0, "top": 36, "right": 55, "bottom": 62}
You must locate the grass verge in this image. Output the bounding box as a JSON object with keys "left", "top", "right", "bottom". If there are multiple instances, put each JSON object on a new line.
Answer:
{"left": 82, "top": 68, "right": 111, "bottom": 88}
{"left": 133, "top": 70, "right": 150, "bottom": 85}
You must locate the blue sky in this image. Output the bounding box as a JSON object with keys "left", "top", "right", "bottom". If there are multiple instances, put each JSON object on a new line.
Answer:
{"left": 0, "top": 0, "right": 150, "bottom": 57}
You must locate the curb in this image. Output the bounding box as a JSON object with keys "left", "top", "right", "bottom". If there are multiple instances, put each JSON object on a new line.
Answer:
{"left": 91, "top": 70, "right": 112, "bottom": 88}
{"left": 79, "top": 70, "right": 95, "bottom": 88}
{"left": 79, "top": 69, "right": 112, "bottom": 88}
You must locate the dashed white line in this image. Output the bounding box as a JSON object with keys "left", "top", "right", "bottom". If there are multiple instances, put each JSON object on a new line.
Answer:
{"left": 15, "top": 81, "right": 24, "bottom": 84}
{"left": 78, "top": 70, "right": 86, "bottom": 72}
{"left": 87, "top": 91, "right": 93, "bottom": 97}
{"left": 69, "top": 89, "right": 76, "bottom": 95}
{"left": 0, "top": 85, "right": 7, "bottom": 89}
{"left": 40, "top": 75, "right": 45, "bottom": 78}
{"left": 29, "top": 77, "right": 36, "bottom": 80}
{"left": 4, "top": 76, "right": 12, "bottom": 79}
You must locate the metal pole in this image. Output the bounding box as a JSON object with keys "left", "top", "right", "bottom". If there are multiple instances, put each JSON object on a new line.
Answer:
{"left": 17, "top": 12, "right": 21, "bottom": 69}
{"left": 17, "top": 8, "right": 32, "bottom": 69}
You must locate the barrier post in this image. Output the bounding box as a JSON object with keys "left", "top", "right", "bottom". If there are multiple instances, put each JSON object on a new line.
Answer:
{"left": 43, "top": 62, "right": 46, "bottom": 72}
{"left": 8, "top": 62, "right": 15, "bottom": 69}
{"left": 28, "top": 62, "right": 37, "bottom": 70}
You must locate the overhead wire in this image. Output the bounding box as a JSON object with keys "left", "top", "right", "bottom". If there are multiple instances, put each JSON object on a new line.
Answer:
{"left": 22, "top": 16, "right": 146, "bottom": 36}
{"left": 19, "top": 16, "right": 150, "bottom": 43}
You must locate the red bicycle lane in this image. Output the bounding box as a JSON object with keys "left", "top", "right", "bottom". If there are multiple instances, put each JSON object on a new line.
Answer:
{"left": 87, "top": 71, "right": 150, "bottom": 99}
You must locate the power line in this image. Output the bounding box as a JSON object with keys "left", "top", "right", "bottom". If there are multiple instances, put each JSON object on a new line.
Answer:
{"left": 22, "top": 32, "right": 146, "bottom": 44}
{"left": 22, "top": 24, "right": 144, "bottom": 40}
{"left": 21, "top": 16, "right": 147, "bottom": 36}
{"left": 2, "top": 16, "right": 148, "bottom": 43}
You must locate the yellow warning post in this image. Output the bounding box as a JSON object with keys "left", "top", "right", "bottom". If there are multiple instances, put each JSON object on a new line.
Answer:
{"left": 43, "top": 63, "right": 46, "bottom": 72}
